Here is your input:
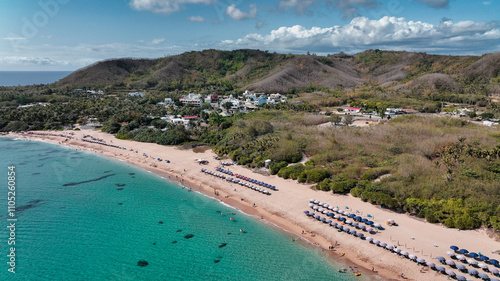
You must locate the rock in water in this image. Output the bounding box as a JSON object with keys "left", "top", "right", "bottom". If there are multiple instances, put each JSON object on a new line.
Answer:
{"left": 116, "top": 188, "right": 124, "bottom": 190}
{"left": 137, "top": 260, "right": 148, "bottom": 267}
{"left": 214, "top": 260, "right": 221, "bottom": 263}
{"left": 171, "top": 241, "right": 178, "bottom": 244}
{"left": 176, "top": 229, "right": 182, "bottom": 232}
{"left": 184, "top": 234, "right": 194, "bottom": 239}
{"left": 218, "top": 243, "right": 227, "bottom": 248}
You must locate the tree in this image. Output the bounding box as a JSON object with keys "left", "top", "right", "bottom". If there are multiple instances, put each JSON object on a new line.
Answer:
{"left": 330, "top": 114, "right": 342, "bottom": 126}
{"left": 342, "top": 114, "right": 354, "bottom": 126}
{"left": 209, "top": 113, "right": 225, "bottom": 129}
{"left": 223, "top": 101, "right": 233, "bottom": 111}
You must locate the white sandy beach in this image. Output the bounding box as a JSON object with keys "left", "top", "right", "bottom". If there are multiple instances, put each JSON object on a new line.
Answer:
{"left": 10, "top": 129, "right": 500, "bottom": 281}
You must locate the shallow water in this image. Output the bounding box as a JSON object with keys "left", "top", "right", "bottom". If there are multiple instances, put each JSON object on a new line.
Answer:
{"left": 0, "top": 138, "right": 374, "bottom": 280}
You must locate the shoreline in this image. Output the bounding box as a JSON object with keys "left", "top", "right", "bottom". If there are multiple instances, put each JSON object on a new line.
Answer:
{"left": 7, "top": 130, "right": 500, "bottom": 281}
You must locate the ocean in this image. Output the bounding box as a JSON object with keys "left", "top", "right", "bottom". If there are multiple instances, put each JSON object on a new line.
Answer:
{"left": 0, "top": 71, "right": 72, "bottom": 87}
{"left": 0, "top": 138, "right": 374, "bottom": 281}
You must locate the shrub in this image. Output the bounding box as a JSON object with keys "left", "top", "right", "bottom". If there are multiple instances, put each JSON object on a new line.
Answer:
{"left": 270, "top": 161, "right": 288, "bottom": 175}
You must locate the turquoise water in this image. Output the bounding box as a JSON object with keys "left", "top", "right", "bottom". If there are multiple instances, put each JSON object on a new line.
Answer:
{"left": 0, "top": 138, "right": 370, "bottom": 281}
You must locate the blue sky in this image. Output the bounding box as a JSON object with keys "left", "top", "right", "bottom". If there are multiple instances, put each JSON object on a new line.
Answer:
{"left": 1, "top": 0, "right": 499, "bottom": 70}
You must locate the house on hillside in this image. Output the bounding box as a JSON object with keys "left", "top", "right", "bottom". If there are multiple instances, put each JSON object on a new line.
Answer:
{"left": 345, "top": 107, "right": 362, "bottom": 113}
{"left": 180, "top": 93, "right": 202, "bottom": 106}
{"left": 128, "top": 92, "right": 144, "bottom": 97}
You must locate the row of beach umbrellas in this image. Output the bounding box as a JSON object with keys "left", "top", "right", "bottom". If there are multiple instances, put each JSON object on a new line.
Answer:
{"left": 216, "top": 167, "right": 276, "bottom": 190}
{"left": 201, "top": 168, "right": 270, "bottom": 195}
{"left": 304, "top": 210, "right": 365, "bottom": 239}
{"left": 449, "top": 246, "right": 499, "bottom": 266}
{"left": 309, "top": 199, "right": 395, "bottom": 229}
{"left": 435, "top": 255, "right": 499, "bottom": 280}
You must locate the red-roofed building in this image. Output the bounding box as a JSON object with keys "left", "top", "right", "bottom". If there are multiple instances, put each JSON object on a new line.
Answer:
{"left": 182, "top": 116, "right": 198, "bottom": 121}
{"left": 346, "top": 107, "right": 362, "bottom": 113}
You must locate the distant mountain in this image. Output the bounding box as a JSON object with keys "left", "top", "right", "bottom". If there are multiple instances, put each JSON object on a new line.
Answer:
{"left": 55, "top": 49, "right": 500, "bottom": 94}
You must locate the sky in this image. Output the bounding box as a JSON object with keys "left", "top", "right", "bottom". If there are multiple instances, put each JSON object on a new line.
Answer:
{"left": 1, "top": 0, "right": 499, "bottom": 71}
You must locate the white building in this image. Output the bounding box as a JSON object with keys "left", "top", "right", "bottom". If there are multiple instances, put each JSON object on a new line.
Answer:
{"left": 128, "top": 92, "right": 144, "bottom": 97}
{"left": 180, "top": 93, "right": 202, "bottom": 106}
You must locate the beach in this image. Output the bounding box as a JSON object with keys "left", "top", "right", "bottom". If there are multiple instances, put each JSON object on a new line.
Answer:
{"left": 10, "top": 129, "right": 500, "bottom": 281}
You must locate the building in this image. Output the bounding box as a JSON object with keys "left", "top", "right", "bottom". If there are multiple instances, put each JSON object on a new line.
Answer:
{"left": 128, "top": 92, "right": 144, "bottom": 97}
{"left": 345, "top": 107, "right": 362, "bottom": 113}
{"left": 180, "top": 93, "right": 202, "bottom": 106}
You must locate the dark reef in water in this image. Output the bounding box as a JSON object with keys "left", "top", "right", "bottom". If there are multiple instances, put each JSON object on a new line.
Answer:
{"left": 184, "top": 234, "right": 194, "bottom": 239}
{"left": 176, "top": 229, "right": 182, "bottom": 232}
{"left": 104, "top": 170, "right": 112, "bottom": 173}
{"left": 214, "top": 260, "right": 221, "bottom": 263}
{"left": 115, "top": 183, "right": 126, "bottom": 187}
{"left": 32, "top": 172, "right": 40, "bottom": 175}
{"left": 128, "top": 173, "right": 135, "bottom": 175}
{"left": 171, "top": 241, "right": 178, "bottom": 244}
{"left": 137, "top": 260, "right": 148, "bottom": 267}
{"left": 63, "top": 174, "right": 115, "bottom": 186}
{"left": 116, "top": 188, "right": 124, "bottom": 190}
{"left": 218, "top": 243, "right": 227, "bottom": 248}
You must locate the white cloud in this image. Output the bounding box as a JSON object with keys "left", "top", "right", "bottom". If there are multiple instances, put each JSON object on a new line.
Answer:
{"left": 225, "top": 4, "right": 257, "bottom": 21}
{"left": 129, "top": 0, "right": 215, "bottom": 14}
{"left": 221, "top": 16, "right": 500, "bottom": 54}
{"left": 187, "top": 16, "right": 205, "bottom": 22}
{"left": 416, "top": 0, "right": 449, "bottom": 8}
{"left": 2, "top": 37, "right": 27, "bottom": 41}
{"left": 278, "top": 0, "right": 380, "bottom": 18}
{"left": 151, "top": 38, "right": 166, "bottom": 44}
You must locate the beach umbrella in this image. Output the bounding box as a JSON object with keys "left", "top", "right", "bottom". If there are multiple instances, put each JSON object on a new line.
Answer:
{"left": 345, "top": 220, "right": 352, "bottom": 224}
{"left": 336, "top": 225, "right": 343, "bottom": 229}
{"left": 455, "top": 275, "right": 467, "bottom": 281}
{"left": 314, "top": 200, "right": 319, "bottom": 204}
{"left": 447, "top": 251, "right": 456, "bottom": 256}
{"left": 303, "top": 210, "right": 310, "bottom": 214}
{"left": 436, "top": 266, "right": 446, "bottom": 272}
{"left": 338, "top": 210, "right": 344, "bottom": 214}
{"left": 489, "top": 267, "right": 499, "bottom": 274}
{"left": 426, "top": 262, "right": 435, "bottom": 268}
{"left": 417, "top": 258, "right": 425, "bottom": 264}
{"left": 323, "top": 203, "right": 329, "bottom": 208}
{"left": 331, "top": 222, "right": 338, "bottom": 227}
{"left": 366, "top": 221, "right": 374, "bottom": 225}
{"left": 478, "top": 263, "right": 488, "bottom": 269}
{"left": 468, "top": 268, "right": 479, "bottom": 276}
{"left": 400, "top": 251, "right": 409, "bottom": 257}
{"left": 334, "top": 215, "right": 340, "bottom": 219}
{"left": 328, "top": 213, "right": 334, "bottom": 217}
{"left": 326, "top": 220, "right": 332, "bottom": 224}
{"left": 352, "top": 222, "right": 359, "bottom": 228}
{"left": 468, "top": 259, "right": 478, "bottom": 265}
{"left": 343, "top": 227, "right": 350, "bottom": 233}
{"left": 328, "top": 206, "right": 334, "bottom": 210}
{"left": 356, "top": 233, "right": 364, "bottom": 238}
{"left": 457, "top": 255, "right": 466, "bottom": 261}
{"left": 359, "top": 225, "right": 366, "bottom": 230}
{"left": 436, "top": 256, "right": 446, "bottom": 262}
{"left": 366, "top": 237, "right": 373, "bottom": 242}
{"left": 387, "top": 219, "right": 395, "bottom": 224}
{"left": 322, "top": 210, "right": 329, "bottom": 215}
{"left": 489, "top": 259, "right": 499, "bottom": 265}
{"left": 344, "top": 212, "right": 351, "bottom": 216}
{"left": 373, "top": 240, "right": 380, "bottom": 245}
{"left": 480, "top": 255, "right": 490, "bottom": 261}
{"left": 307, "top": 212, "right": 314, "bottom": 216}
{"left": 374, "top": 223, "right": 381, "bottom": 228}
{"left": 349, "top": 214, "right": 356, "bottom": 218}
{"left": 361, "top": 218, "right": 368, "bottom": 223}
{"left": 313, "top": 215, "right": 320, "bottom": 219}
{"left": 445, "top": 270, "right": 456, "bottom": 276}
{"left": 318, "top": 208, "right": 324, "bottom": 212}
{"left": 313, "top": 206, "right": 319, "bottom": 210}
{"left": 379, "top": 242, "right": 387, "bottom": 247}
{"left": 456, "top": 264, "right": 467, "bottom": 271}
{"left": 333, "top": 207, "right": 339, "bottom": 212}
{"left": 478, "top": 273, "right": 489, "bottom": 280}
{"left": 339, "top": 217, "right": 346, "bottom": 222}
{"left": 409, "top": 254, "right": 417, "bottom": 261}
{"left": 469, "top": 252, "right": 479, "bottom": 258}
{"left": 459, "top": 249, "right": 469, "bottom": 254}
{"left": 366, "top": 227, "right": 374, "bottom": 232}
{"left": 451, "top": 245, "right": 460, "bottom": 251}
{"left": 446, "top": 260, "right": 456, "bottom": 266}
{"left": 320, "top": 217, "right": 326, "bottom": 222}
{"left": 355, "top": 216, "right": 362, "bottom": 221}
{"left": 491, "top": 278, "right": 500, "bottom": 281}
{"left": 349, "top": 230, "right": 356, "bottom": 235}
{"left": 395, "top": 248, "right": 401, "bottom": 254}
